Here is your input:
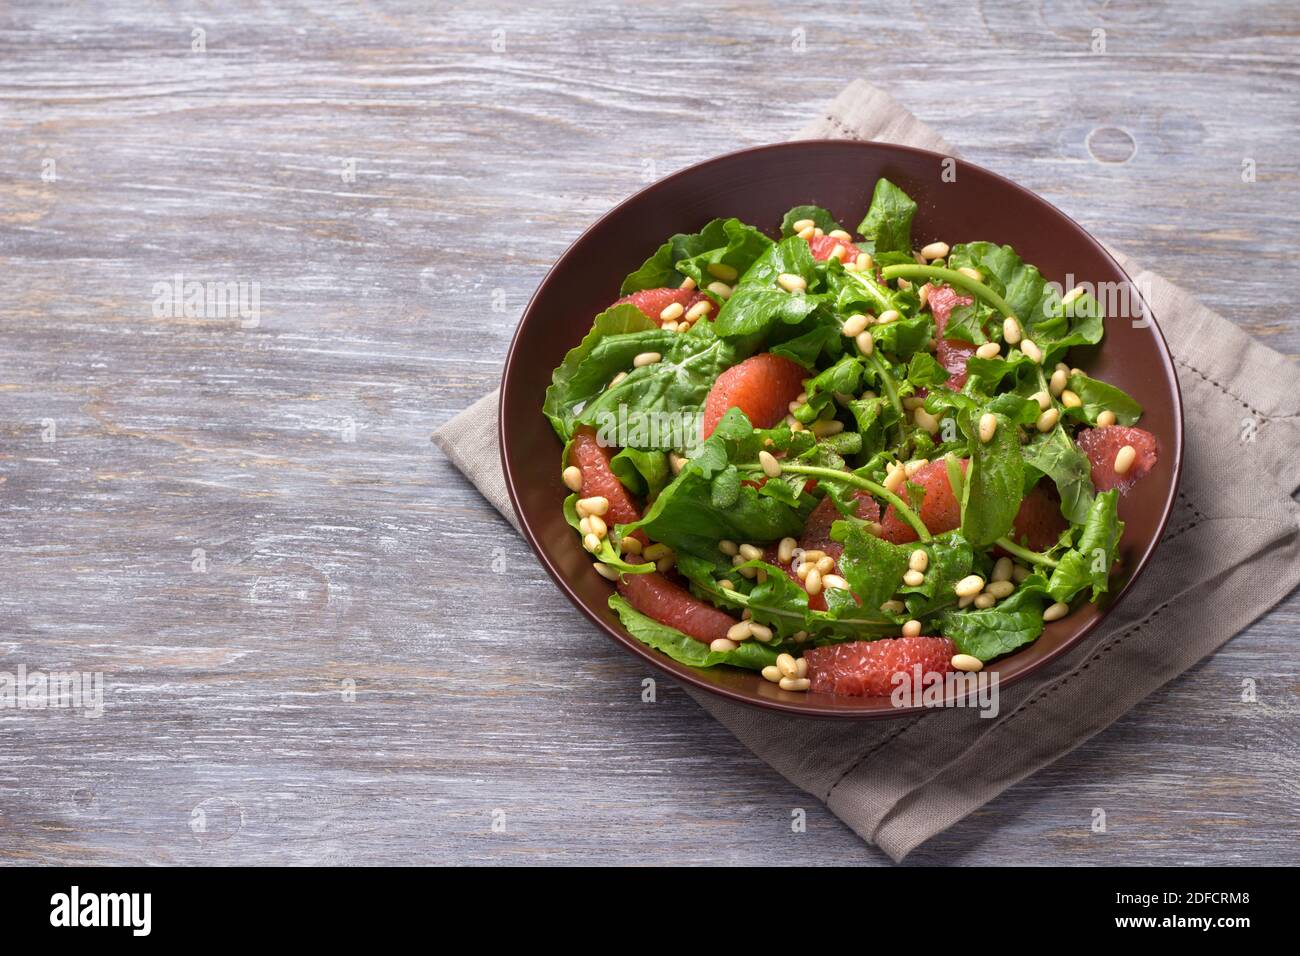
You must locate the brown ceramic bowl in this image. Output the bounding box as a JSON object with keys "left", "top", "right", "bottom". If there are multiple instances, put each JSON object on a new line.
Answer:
{"left": 500, "top": 140, "right": 1183, "bottom": 718}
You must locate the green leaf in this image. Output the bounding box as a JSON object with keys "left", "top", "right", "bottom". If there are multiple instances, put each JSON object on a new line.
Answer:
{"left": 610, "top": 447, "right": 671, "bottom": 500}
{"left": 946, "top": 241, "right": 1054, "bottom": 327}
{"left": 561, "top": 495, "right": 655, "bottom": 574}
{"left": 674, "top": 219, "right": 774, "bottom": 294}
{"left": 620, "top": 219, "right": 750, "bottom": 293}
{"left": 780, "top": 205, "right": 840, "bottom": 237}
{"left": 609, "top": 594, "right": 777, "bottom": 671}
{"left": 1021, "top": 425, "right": 1096, "bottom": 525}
{"left": 833, "top": 520, "right": 911, "bottom": 614}
{"left": 713, "top": 237, "right": 824, "bottom": 341}
{"left": 961, "top": 409, "right": 1024, "bottom": 547}
{"left": 856, "top": 178, "right": 916, "bottom": 256}
{"left": 1047, "top": 490, "right": 1124, "bottom": 603}
{"left": 938, "top": 576, "right": 1051, "bottom": 660}
{"left": 1064, "top": 372, "right": 1143, "bottom": 426}
{"left": 907, "top": 352, "right": 950, "bottom": 389}
{"left": 901, "top": 533, "right": 975, "bottom": 618}
{"left": 543, "top": 304, "right": 657, "bottom": 440}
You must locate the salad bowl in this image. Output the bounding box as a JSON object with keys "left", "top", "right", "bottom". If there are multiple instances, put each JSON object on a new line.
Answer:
{"left": 500, "top": 140, "right": 1182, "bottom": 718}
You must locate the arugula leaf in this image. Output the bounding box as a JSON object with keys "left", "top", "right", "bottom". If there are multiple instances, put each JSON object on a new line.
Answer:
{"left": 561, "top": 495, "right": 654, "bottom": 574}
{"left": 609, "top": 594, "right": 777, "bottom": 670}
{"left": 610, "top": 447, "right": 670, "bottom": 500}
{"left": 856, "top": 178, "right": 916, "bottom": 256}
{"left": 960, "top": 408, "right": 1024, "bottom": 547}
{"left": 713, "top": 237, "right": 824, "bottom": 341}
{"left": 1021, "top": 425, "right": 1095, "bottom": 525}
{"left": 543, "top": 304, "right": 657, "bottom": 440}
{"left": 833, "top": 520, "right": 911, "bottom": 614}
{"left": 621, "top": 219, "right": 740, "bottom": 293}
{"left": 907, "top": 352, "right": 950, "bottom": 388}
{"left": 870, "top": 314, "right": 934, "bottom": 360}
{"left": 1047, "top": 490, "right": 1124, "bottom": 602}
{"left": 674, "top": 219, "right": 774, "bottom": 293}
{"left": 780, "top": 205, "right": 839, "bottom": 237}
{"left": 938, "top": 576, "right": 1051, "bottom": 660}
{"left": 1064, "top": 372, "right": 1143, "bottom": 426}
{"left": 901, "top": 533, "right": 975, "bottom": 618}
{"left": 947, "top": 241, "right": 1055, "bottom": 327}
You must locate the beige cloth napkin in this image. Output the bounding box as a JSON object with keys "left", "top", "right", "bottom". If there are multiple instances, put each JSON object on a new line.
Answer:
{"left": 434, "top": 82, "right": 1300, "bottom": 860}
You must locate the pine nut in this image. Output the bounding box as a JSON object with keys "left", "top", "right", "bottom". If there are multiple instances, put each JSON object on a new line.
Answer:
{"left": 788, "top": 400, "right": 803, "bottom": 415}
{"left": 738, "top": 543, "right": 763, "bottom": 562}
{"left": 795, "top": 561, "right": 812, "bottom": 581}
{"left": 761, "top": 665, "right": 782, "bottom": 683}
{"left": 877, "top": 309, "right": 900, "bottom": 324}
{"left": 856, "top": 253, "right": 872, "bottom": 271}
{"left": 986, "top": 580, "right": 1015, "bottom": 599}
{"left": 792, "top": 218, "right": 816, "bottom": 232}
{"left": 801, "top": 549, "right": 825, "bottom": 561}
{"left": 633, "top": 351, "right": 662, "bottom": 368}
{"left": 1062, "top": 286, "right": 1084, "bottom": 305}
{"left": 921, "top": 241, "right": 950, "bottom": 260}
{"left": 587, "top": 514, "right": 607, "bottom": 538}
{"left": 955, "top": 574, "right": 985, "bottom": 598}
{"left": 593, "top": 562, "right": 620, "bottom": 581}
{"left": 951, "top": 654, "right": 983, "bottom": 672}
{"left": 679, "top": 276, "right": 697, "bottom": 291}
{"left": 716, "top": 578, "right": 734, "bottom": 591}
{"left": 902, "top": 396, "right": 926, "bottom": 410}
{"left": 1036, "top": 408, "right": 1060, "bottom": 432}
{"left": 1114, "top": 444, "right": 1137, "bottom": 475}
{"left": 1002, "top": 316, "right": 1022, "bottom": 344}
{"left": 813, "top": 228, "right": 824, "bottom": 237}
{"left": 843, "top": 313, "right": 870, "bottom": 337}
{"left": 796, "top": 657, "right": 808, "bottom": 678}
{"left": 609, "top": 371, "right": 628, "bottom": 388}
{"left": 992, "top": 556, "right": 1013, "bottom": 582}
{"left": 662, "top": 321, "right": 679, "bottom": 333}
{"left": 902, "top": 619, "right": 922, "bottom": 637}
{"left": 685, "top": 300, "right": 713, "bottom": 322}
{"left": 706, "top": 281, "right": 733, "bottom": 299}
{"left": 669, "top": 452, "right": 687, "bottom": 474}
{"left": 707, "top": 262, "right": 738, "bottom": 281}
{"left": 656, "top": 555, "right": 675, "bottom": 573}
{"left": 777, "top": 273, "right": 806, "bottom": 293}
{"left": 659, "top": 302, "right": 684, "bottom": 321}
{"left": 805, "top": 568, "right": 823, "bottom": 595}
{"left": 978, "top": 412, "right": 998, "bottom": 443}
{"left": 880, "top": 600, "right": 905, "bottom": 614}
{"left": 903, "top": 569, "right": 925, "bottom": 587}
{"left": 976, "top": 342, "right": 1001, "bottom": 360}
{"left": 812, "top": 419, "right": 844, "bottom": 438}
{"left": 749, "top": 623, "right": 773, "bottom": 642}
{"left": 1021, "top": 338, "right": 1043, "bottom": 363}
{"left": 796, "top": 225, "right": 816, "bottom": 240}
{"left": 829, "top": 229, "right": 852, "bottom": 241}
{"left": 562, "top": 465, "right": 584, "bottom": 492}
{"left": 710, "top": 638, "right": 738, "bottom": 653}
{"left": 579, "top": 516, "right": 593, "bottom": 535}
{"left": 777, "top": 653, "right": 799, "bottom": 679}
{"left": 759, "top": 450, "right": 782, "bottom": 478}
{"left": 1061, "top": 389, "right": 1082, "bottom": 409}
{"left": 1049, "top": 367, "right": 1068, "bottom": 396}
{"left": 777, "top": 537, "right": 797, "bottom": 564}
{"left": 855, "top": 329, "right": 874, "bottom": 355}
{"left": 914, "top": 408, "right": 940, "bottom": 435}
{"left": 883, "top": 463, "right": 907, "bottom": 494}
{"left": 822, "top": 574, "right": 849, "bottom": 590}
{"left": 815, "top": 556, "right": 835, "bottom": 573}
{"left": 974, "top": 593, "right": 996, "bottom": 609}
{"left": 957, "top": 266, "right": 983, "bottom": 281}
{"left": 727, "top": 621, "right": 753, "bottom": 642}
{"left": 621, "top": 536, "right": 643, "bottom": 554}
{"left": 583, "top": 533, "right": 601, "bottom": 553}
{"left": 1097, "top": 410, "right": 1117, "bottom": 428}
{"left": 779, "top": 677, "right": 810, "bottom": 692}
{"left": 643, "top": 543, "right": 672, "bottom": 562}
{"left": 576, "top": 496, "right": 609, "bottom": 517}
{"left": 828, "top": 244, "right": 845, "bottom": 262}
{"left": 904, "top": 458, "right": 929, "bottom": 478}
{"left": 1011, "top": 563, "right": 1031, "bottom": 584}
{"left": 1030, "top": 390, "right": 1051, "bottom": 411}
{"left": 1043, "top": 601, "right": 1069, "bottom": 622}
{"left": 918, "top": 283, "right": 932, "bottom": 308}
{"left": 719, "top": 539, "right": 739, "bottom": 556}
{"left": 958, "top": 594, "right": 975, "bottom": 608}
{"left": 908, "top": 549, "right": 929, "bottom": 573}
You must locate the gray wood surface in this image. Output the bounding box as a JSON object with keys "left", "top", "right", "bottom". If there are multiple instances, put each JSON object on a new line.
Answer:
{"left": 2, "top": 0, "right": 1297, "bottom": 866}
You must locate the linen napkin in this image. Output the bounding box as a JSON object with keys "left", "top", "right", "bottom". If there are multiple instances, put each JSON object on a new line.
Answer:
{"left": 433, "top": 81, "right": 1300, "bottom": 861}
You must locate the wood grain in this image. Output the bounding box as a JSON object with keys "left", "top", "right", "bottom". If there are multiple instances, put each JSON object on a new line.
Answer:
{"left": 0, "top": 0, "right": 1296, "bottom": 865}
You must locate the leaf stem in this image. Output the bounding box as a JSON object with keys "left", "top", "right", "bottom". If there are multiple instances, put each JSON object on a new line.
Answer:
{"left": 742, "top": 462, "right": 932, "bottom": 542}
{"left": 881, "top": 264, "right": 1016, "bottom": 319}
{"left": 993, "top": 536, "right": 1060, "bottom": 569}
{"left": 863, "top": 351, "right": 906, "bottom": 447}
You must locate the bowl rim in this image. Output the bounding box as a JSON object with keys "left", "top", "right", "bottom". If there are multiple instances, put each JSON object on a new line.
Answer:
{"left": 499, "top": 138, "right": 1185, "bottom": 719}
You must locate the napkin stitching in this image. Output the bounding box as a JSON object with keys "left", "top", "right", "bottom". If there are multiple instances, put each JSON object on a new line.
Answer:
{"left": 1176, "top": 357, "right": 1300, "bottom": 422}
{"left": 822, "top": 717, "right": 931, "bottom": 801}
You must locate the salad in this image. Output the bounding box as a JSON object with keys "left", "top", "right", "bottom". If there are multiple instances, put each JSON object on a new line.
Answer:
{"left": 543, "top": 177, "right": 1159, "bottom": 698}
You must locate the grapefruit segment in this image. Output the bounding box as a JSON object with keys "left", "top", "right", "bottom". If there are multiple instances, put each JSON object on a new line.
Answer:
{"left": 1076, "top": 425, "right": 1159, "bottom": 493}
{"left": 613, "top": 287, "right": 712, "bottom": 326}
{"left": 617, "top": 572, "right": 737, "bottom": 644}
{"left": 880, "top": 459, "right": 966, "bottom": 544}
{"left": 702, "top": 353, "right": 807, "bottom": 439}
{"left": 804, "top": 636, "right": 956, "bottom": 697}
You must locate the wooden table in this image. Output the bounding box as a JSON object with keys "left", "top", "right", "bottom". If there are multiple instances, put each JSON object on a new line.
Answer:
{"left": 2, "top": 0, "right": 1296, "bottom": 865}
